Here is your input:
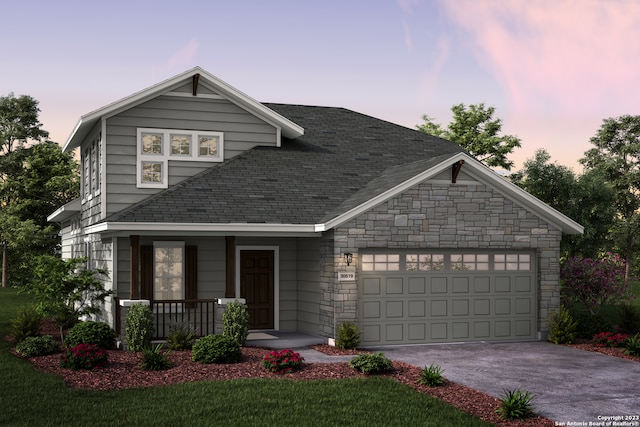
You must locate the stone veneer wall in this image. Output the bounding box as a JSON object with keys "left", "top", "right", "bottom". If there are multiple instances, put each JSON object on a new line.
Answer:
{"left": 318, "top": 181, "right": 563, "bottom": 340}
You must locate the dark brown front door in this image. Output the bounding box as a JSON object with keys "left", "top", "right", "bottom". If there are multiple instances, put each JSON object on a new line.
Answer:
{"left": 240, "top": 250, "right": 274, "bottom": 329}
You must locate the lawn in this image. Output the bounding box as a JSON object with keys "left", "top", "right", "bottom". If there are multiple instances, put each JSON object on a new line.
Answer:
{"left": 0, "top": 288, "right": 492, "bottom": 427}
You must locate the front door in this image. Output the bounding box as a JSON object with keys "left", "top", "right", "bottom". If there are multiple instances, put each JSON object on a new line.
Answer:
{"left": 240, "top": 250, "right": 274, "bottom": 329}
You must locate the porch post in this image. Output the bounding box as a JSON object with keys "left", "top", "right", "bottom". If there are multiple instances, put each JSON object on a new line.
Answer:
{"left": 225, "top": 236, "right": 235, "bottom": 298}
{"left": 130, "top": 235, "right": 140, "bottom": 299}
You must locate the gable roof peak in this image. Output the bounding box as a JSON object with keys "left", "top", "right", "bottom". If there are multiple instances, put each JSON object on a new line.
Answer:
{"left": 62, "top": 67, "right": 304, "bottom": 152}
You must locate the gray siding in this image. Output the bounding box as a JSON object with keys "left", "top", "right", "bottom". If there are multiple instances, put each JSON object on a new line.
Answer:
{"left": 104, "top": 95, "right": 278, "bottom": 216}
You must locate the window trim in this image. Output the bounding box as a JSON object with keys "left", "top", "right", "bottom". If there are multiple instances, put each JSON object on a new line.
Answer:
{"left": 136, "top": 128, "right": 224, "bottom": 188}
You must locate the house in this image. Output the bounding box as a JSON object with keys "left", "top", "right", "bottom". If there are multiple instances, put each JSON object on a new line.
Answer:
{"left": 48, "top": 67, "right": 583, "bottom": 345}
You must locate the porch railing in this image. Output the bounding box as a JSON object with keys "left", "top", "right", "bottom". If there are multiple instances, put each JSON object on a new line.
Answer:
{"left": 151, "top": 299, "right": 217, "bottom": 339}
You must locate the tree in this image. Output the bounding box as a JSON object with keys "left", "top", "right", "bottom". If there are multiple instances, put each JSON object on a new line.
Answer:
{"left": 417, "top": 103, "right": 522, "bottom": 170}
{"left": 581, "top": 115, "right": 640, "bottom": 280}
{"left": 28, "top": 255, "right": 112, "bottom": 343}
{"left": 0, "top": 93, "right": 49, "bottom": 155}
{"left": 511, "top": 149, "right": 616, "bottom": 258}
{"left": 0, "top": 142, "right": 79, "bottom": 287}
{"left": 560, "top": 253, "right": 634, "bottom": 316}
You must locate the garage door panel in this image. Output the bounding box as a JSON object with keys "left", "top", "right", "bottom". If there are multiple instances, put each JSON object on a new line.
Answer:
{"left": 515, "top": 298, "right": 532, "bottom": 314}
{"left": 474, "top": 321, "right": 491, "bottom": 338}
{"left": 363, "top": 278, "right": 381, "bottom": 295}
{"left": 431, "top": 323, "right": 448, "bottom": 340}
{"left": 362, "top": 324, "right": 380, "bottom": 343}
{"left": 408, "top": 277, "right": 426, "bottom": 294}
{"left": 474, "top": 277, "right": 491, "bottom": 293}
{"left": 386, "top": 324, "right": 404, "bottom": 341}
{"left": 386, "top": 277, "right": 403, "bottom": 294}
{"left": 515, "top": 276, "right": 532, "bottom": 292}
{"left": 409, "top": 323, "right": 426, "bottom": 340}
{"left": 362, "top": 301, "right": 380, "bottom": 318}
{"left": 430, "top": 277, "right": 448, "bottom": 293}
{"left": 386, "top": 300, "right": 403, "bottom": 318}
{"left": 408, "top": 300, "right": 426, "bottom": 317}
{"left": 431, "top": 300, "right": 448, "bottom": 316}
{"left": 452, "top": 277, "right": 469, "bottom": 293}
{"left": 452, "top": 299, "right": 469, "bottom": 316}
{"left": 453, "top": 322, "right": 470, "bottom": 339}
{"left": 474, "top": 299, "right": 491, "bottom": 315}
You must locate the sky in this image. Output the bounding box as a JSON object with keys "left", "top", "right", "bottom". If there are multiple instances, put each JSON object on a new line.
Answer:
{"left": 1, "top": 0, "right": 639, "bottom": 173}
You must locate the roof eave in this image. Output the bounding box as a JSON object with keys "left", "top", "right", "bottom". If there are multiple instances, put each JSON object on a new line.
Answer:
{"left": 47, "top": 198, "right": 81, "bottom": 223}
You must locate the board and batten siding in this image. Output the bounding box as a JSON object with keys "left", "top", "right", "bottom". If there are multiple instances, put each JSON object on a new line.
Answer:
{"left": 296, "top": 237, "right": 322, "bottom": 335}
{"left": 104, "top": 95, "right": 279, "bottom": 216}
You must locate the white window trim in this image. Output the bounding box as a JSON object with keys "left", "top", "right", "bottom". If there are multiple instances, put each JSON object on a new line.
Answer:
{"left": 136, "top": 127, "right": 224, "bottom": 189}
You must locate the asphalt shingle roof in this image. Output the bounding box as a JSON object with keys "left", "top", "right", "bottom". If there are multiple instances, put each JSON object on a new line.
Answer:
{"left": 107, "top": 104, "right": 464, "bottom": 225}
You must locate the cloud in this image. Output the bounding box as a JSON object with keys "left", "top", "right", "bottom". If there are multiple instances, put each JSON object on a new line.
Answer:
{"left": 166, "top": 38, "right": 199, "bottom": 69}
{"left": 396, "top": 0, "right": 422, "bottom": 15}
{"left": 438, "top": 0, "right": 640, "bottom": 117}
{"left": 418, "top": 36, "right": 451, "bottom": 103}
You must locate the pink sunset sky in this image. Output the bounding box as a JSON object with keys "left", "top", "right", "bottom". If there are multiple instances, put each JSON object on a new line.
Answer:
{"left": 1, "top": 0, "right": 638, "bottom": 172}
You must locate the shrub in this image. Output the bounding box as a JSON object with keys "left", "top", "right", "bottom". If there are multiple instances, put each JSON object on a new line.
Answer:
{"left": 496, "top": 389, "right": 535, "bottom": 420}
{"left": 349, "top": 352, "right": 393, "bottom": 374}
{"left": 60, "top": 343, "right": 108, "bottom": 370}
{"left": 624, "top": 333, "right": 640, "bottom": 357}
{"left": 10, "top": 305, "right": 42, "bottom": 343}
{"left": 222, "top": 300, "right": 249, "bottom": 347}
{"left": 593, "top": 331, "right": 630, "bottom": 348}
{"left": 125, "top": 304, "right": 154, "bottom": 352}
{"left": 261, "top": 349, "right": 304, "bottom": 374}
{"left": 140, "top": 344, "right": 173, "bottom": 371}
{"left": 65, "top": 321, "right": 116, "bottom": 349}
{"left": 336, "top": 321, "right": 360, "bottom": 350}
{"left": 15, "top": 335, "right": 59, "bottom": 357}
{"left": 619, "top": 304, "right": 640, "bottom": 334}
{"left": 167, "top": 322, "right": 197, "bottom": 350}
{"left": 561, "top": 253, "right": 634, "bottom": 316}
{"left": 418, "top": 363, "right": 445, "bottom": 387}
{"left": 192, "top": 334, "right": 242, "bottom": 364}
{"left": 572, "top": 311, "right": 612, "bottom": 339}
{"left": 546, "top": 306, "right": 578, "bottom": 344}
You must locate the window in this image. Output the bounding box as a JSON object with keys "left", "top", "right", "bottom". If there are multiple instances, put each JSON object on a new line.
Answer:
{"left": 362, "top": 254, "right": 400, "bottom": 271}
{"left": 198, "top": 135, "right": 219, "bottom": 157}
{"left": 495, "top": 254, "right": 531, "bottom": 271}
{"left": 82, "top": 133, "right": 101, "bottom": 201}
{"left": 451, "top": 254, "right": 489, "bottom": 271}
{"left": 153, "top": 242, "right": 184, "bottom": 300}
{"left": 137, "top": 128, "right": 224, "bottom": 188}
{"left": 406, "top": 254, "right": 444, "bottom": 271}
{"left": 171, "top": 134, "right": 191, "bottom": 155}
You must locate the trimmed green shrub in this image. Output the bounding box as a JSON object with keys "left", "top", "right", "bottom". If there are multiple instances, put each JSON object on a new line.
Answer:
{"left": 167, "top": 322, "right": 197, "bottom": 350}
{"left": 125, "top": 304, "right": 154, "bottom": 352}
{"left": 10, "top": 305, "right": 42, "bottom": 343}
{"left": 619, "top": 304, "right": 640, "bottom": 334}
{"left": 261, "top": 349, "right": 304, "bottom": 374}
{"left": 496, "top": 389, "right": 535, "bottom": 420}
{"left": 336, "top": 321, "right": 360, "bottom": 350}
{"left": 419, "top": 363, "right": 445, "bottom": 387}
{"left": 571, "top": 310, "right": 612, "bottom": 339}
{"left": 192, "top": 334, "right": 242, "bottom": 364}
{"left": 222, "top": 300, "right": 249, "bottom": 347}
{"left": 546, "top": 306, "right": 578, "bottom": 344}
{"left": 140, "top": 344, "right": 172, "bottom": 371}
{"left": 349, "top": 352, "right": 393, "bottom": 374}
{"left": 65, "top": 321, "right": 116, "bottom": 349}
{"left": 624, "top": 333, "right": 640, "bottom": 357}
{"left": 60, "top": 343, "right": 108, "bottom": 370}
{"left": 15, "top": 335, "right": 59, "bottom": 357}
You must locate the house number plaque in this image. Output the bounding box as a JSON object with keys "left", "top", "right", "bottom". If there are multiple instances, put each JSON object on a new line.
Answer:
{"left": 338, "top": 271, "right": 356, "bottom": 282}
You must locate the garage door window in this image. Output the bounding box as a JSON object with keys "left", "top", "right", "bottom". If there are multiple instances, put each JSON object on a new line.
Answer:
{"left": 362, "top": 254, "right": 400, "bottom": 271}
{"left": 494, "top": 254, "right": 531, "bottom": 271}
{"left": 406, "top": 254, "right": 444, "bottom": 271}
{"left": 451, "top": 254, "right": 489, "bottom": 271}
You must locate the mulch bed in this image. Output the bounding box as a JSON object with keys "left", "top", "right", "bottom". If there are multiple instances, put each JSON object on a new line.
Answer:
{"left": 11, "top": 319, "right": 638, "bottom": 427}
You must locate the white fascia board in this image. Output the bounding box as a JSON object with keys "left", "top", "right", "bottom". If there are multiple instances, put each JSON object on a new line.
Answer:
{"left": 63, "top": 66, "right": 304, "bottom": 153}
{"left": 321, "top": 152, "right": 584, "bottom": 235}
{"left": 47, "top": 198, "right": 81, "bottom": 223}
{"left": 84, "top": 222, "right": 320, "bottom": 236}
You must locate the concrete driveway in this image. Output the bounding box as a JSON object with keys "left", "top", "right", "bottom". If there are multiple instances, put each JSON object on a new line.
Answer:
{"left": 368, "top": 341, "right": 640, "bottom": 424}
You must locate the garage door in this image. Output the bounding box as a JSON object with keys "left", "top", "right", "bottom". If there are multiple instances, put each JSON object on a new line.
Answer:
{"left": 358, "top": 252, "right": 537, "bottom": 345}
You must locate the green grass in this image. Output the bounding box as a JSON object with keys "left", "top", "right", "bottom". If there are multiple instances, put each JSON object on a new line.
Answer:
{"left": 0, "top": 288, "right": 492, "bottom": 427}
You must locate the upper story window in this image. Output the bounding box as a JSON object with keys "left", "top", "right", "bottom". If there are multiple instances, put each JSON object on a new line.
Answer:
{"left": 82, "top": 133, "right": 101, "bottom": 201}
{"left": 137, "top": 128, "right": 224, "bottom": 188}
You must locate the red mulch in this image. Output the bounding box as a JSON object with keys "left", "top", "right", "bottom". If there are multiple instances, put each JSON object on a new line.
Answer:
{"left": 11, "top": 319, "right": 638, "bottom": 427}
